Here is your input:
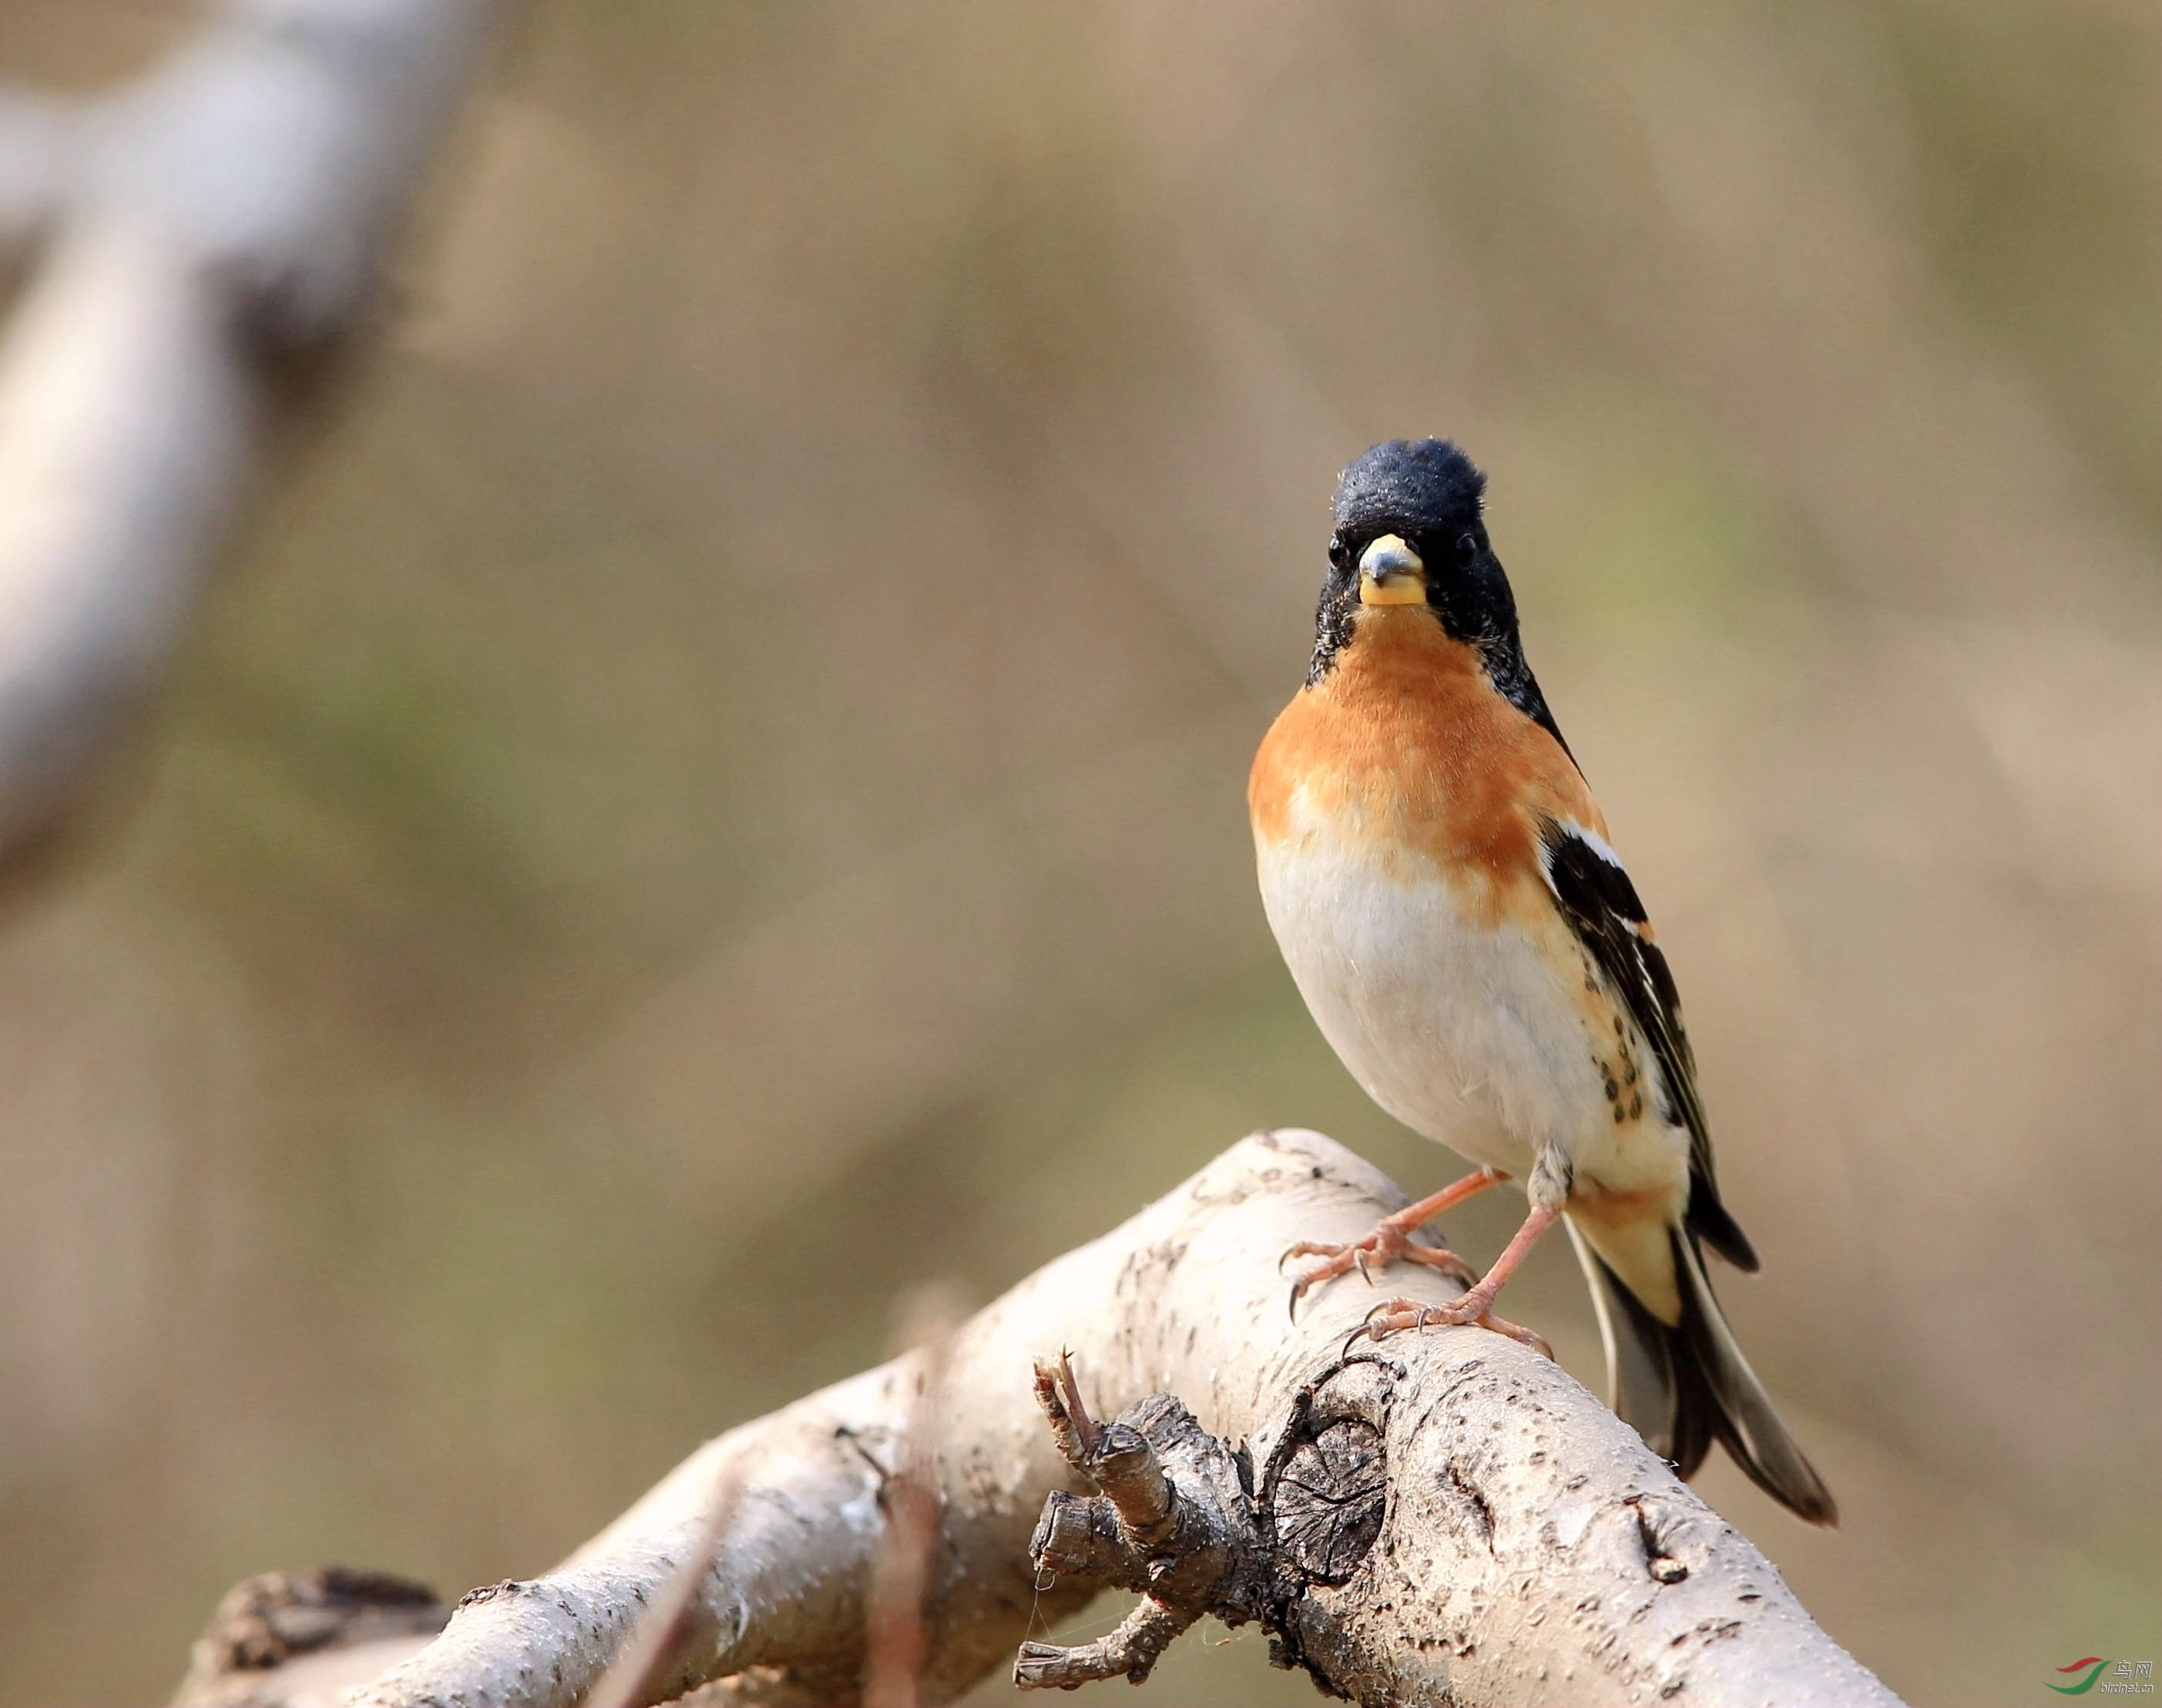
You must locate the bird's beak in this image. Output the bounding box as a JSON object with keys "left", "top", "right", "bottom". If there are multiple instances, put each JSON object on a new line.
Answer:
{"left": 1358, "top": 534, "right": 1426, "bottom": 606}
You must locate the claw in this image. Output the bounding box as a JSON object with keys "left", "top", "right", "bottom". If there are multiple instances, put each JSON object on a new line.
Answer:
{"left": 1347, "top": 1299, "right": 1441, "bottom": 1348}
{"left": 1283, "top": 1196, "right": 1497, "bottom": 1329}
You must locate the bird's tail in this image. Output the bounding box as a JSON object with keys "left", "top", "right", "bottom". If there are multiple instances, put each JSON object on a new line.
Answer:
{"left": 1566, "top": 1217, "right": 1838, "bottom": 1527}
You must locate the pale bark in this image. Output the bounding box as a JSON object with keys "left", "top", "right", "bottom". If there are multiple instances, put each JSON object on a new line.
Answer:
{"left": 182, "top": 1130, "right": 1904, "bottom": 1708}
{"left": 0, "top": 0, "right": 495, "bottom": 858}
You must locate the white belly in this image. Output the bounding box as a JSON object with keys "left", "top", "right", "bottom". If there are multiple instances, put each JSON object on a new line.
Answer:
{"left": 1257, "top": 831, "right": 1631, "bottom": 1183}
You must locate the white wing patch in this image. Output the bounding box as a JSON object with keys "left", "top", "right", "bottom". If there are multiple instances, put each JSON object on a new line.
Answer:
{"left": 1555, "top": 817, "right": 1625, "bottom": 872}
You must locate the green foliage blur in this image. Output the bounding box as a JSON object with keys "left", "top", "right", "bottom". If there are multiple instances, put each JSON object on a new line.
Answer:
{"left": 2, "top": 2, "right": 2156, "bottom": 1703}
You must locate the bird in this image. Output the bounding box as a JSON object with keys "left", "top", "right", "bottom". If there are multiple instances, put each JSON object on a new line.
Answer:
{"left": 1248, "top": 437, "right": 1836, "bottom": 1525}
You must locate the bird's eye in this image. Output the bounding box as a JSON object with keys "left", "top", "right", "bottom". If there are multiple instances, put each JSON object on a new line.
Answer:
{"left": 1455, "top": 531, "right": 1480, "bottom": 562}
{"left": 1327, "top": 535, "right": 1351, "bottom": 570}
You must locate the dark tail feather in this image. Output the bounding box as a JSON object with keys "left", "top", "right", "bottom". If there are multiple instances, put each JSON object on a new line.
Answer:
{"left": 1567, "top": 1220, "right": 1838, "bottom": 1527}
{"left": 1687, "top": 1179, "right": 1760, "bottom": 1273}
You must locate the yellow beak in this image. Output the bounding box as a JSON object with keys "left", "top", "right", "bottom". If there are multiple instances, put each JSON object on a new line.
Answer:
{"left": 1358, "top": 534, "right": 1427, "bottom": 606}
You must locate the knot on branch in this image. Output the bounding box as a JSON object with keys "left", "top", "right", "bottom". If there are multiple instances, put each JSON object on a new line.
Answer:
{"left": 192, "top": 1568, "right": 446, "bottom": 1673}
{"left": 174, "top": 1566, "right": 448, "bottom": 1706}
{"left": 1015, "top": 1351, "right": 1398, "bottom": 1693}
{"left": 1266, "top": 1414, "right": 1388, "bottom": 1586}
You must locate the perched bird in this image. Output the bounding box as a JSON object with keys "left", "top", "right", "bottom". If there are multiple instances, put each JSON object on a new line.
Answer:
{"left": 1249, "top": 438, "right": 1835, "bottom": 1525}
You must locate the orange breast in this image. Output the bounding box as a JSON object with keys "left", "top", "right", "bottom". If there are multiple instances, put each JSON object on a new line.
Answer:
{"left": 1249, "top": 607, "right": 1601, "bottom": 924}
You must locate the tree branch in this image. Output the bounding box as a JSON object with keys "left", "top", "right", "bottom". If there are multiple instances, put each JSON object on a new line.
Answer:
{"left": 0, "top": 0, "right": 495, "bottom": 862}
{"left": 0, "top": 89, "right": 69, "bottom": 258}
{"left": 185, "top": 1129, "right": 1902, "bottom": 1708}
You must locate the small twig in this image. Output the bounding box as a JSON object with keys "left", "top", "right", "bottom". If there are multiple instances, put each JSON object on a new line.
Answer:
{"left": 1014, "top": 1363, "right": 1271, "bottom": 1691}
{"left": 863, "top": 1285, "right": 965, "bottom": 1708}
{"left": 861, "top": 1430, "right": 942, "bottom": 1708}
{"left": 1032, "top": 1351, "right": 1178, "bottom": 1554}
{"left": 1014, "top": 1599, "right": 1188, "bottom": 1692}
{"left": 582, "top": 1461, "right": 744, "bottom": 1708}
{"left": 1032, "top": 1347, "right": 1101, "bottom": 1465}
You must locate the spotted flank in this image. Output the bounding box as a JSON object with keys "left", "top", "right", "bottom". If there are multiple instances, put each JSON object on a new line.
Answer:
{"left": 1536, "top": 817, "right": 1757, "bottom": 1274}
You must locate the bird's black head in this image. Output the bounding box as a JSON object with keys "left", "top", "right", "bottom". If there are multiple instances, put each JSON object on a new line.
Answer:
{"left": 1333, "top": 437, "right": 1490, "bottom": 554}
{"left": 1308, "top": 438, "right": 1568, "bottom": 753}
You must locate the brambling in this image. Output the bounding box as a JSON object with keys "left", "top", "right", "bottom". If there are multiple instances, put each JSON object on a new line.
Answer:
{"left": 1250, "top": 438, "right": 1835, "bottom": 1525}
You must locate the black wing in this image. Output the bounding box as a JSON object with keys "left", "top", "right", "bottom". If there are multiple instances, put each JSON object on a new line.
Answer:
{"left": 1538, "top": 819, "right": 1758, "bottom": 1272}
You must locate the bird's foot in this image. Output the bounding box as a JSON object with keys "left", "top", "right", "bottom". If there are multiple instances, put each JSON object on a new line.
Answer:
{"left": 1346, "top": 1295, "right": 1553, "bottom": 1359}
{"left": 1282, "top": 1221, "right": 1480, "bottom": 1318}
{"left": 1280, "top": 1165, "right": 1509, "bottom": 1321}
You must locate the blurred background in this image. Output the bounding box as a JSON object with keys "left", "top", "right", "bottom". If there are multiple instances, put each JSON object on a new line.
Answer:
{"left": 1, "top": 2, "right": 2157, "bottom": 1703}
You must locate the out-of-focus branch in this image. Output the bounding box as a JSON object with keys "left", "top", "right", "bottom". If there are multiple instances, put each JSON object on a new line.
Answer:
{"left": 0, "top": 0, "right": 495, "bottom": 862}
{"left": 183, "top": 1131, "right": 1905, "bottom": 1708}
{"left": 0, "top": 89, "right": 69, "bottom": 255}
